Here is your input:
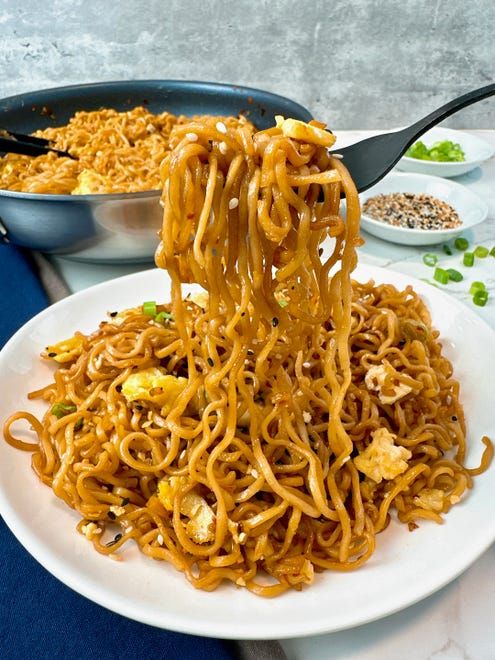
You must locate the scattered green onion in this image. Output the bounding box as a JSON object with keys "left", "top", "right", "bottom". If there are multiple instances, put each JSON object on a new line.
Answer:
{"left": 405, "top": 140, "right": 465, "bottom": 162}
{"left": 474, "top": 245, "right": 489, "bottom": 258}
{"left": 469, "top": 281, "right": 486, "bottom": 296}
{"left": 463, "top": 252, "right": 474, "bottom": 267}
{"left": 454, "top": 237, "right": 469, "bottom": 251}
{"left": 143, "top": 301, "right": 157, "bottom": 316}
{"left": 278, "top": 299, "right": 289, "bottom": 308}
{"left": 473, "top": 290, "right": 489, "bottom": 307}
{"left": 423, "top": 253, "right": 438, "bottom": 267}
{"left": 51, "top": 402, "right": 77, "bottom": 418}
{"left": 443, "top": 244, "right": 453, "bottom": 256}
{"left": 155, "top": 311, "right": 173, "bottom": 323}
{"left": 434, "top": 267, "right": 449, "bottom": 285}
{"left": 490, "top": 246, "right": 495, "bottom": 257}
{"left": 447, "top": 269, "right": 463, "bottom": 282}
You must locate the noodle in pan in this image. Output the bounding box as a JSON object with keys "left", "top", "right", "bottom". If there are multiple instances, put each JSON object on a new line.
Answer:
{"left": 4, "top": 116, "right": 492, "bottom": 596}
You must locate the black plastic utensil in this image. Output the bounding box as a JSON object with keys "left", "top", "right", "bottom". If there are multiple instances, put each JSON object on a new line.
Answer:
{"left": 332, "top": 83, "right": 495, "bottom": 193}
{"left": 0, "top": 128, "right": 75, "bottom": 158}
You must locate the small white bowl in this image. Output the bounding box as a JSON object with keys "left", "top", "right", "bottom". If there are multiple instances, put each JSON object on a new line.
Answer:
{"left": 359, "top": 172, "right": 488, "bottom": 246}
{"left": 396, "top": 126, "right": 494, "bottom": 178}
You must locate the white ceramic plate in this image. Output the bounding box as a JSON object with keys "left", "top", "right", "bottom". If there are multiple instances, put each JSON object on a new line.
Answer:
{"left": 396, "top": 126, "right": 494, "bottom": 178}
{"left": 359, "top": 172, "right": 488, "bottom": 246}
{"left": 1, "top": 266, "right": 495, "bottom": 640}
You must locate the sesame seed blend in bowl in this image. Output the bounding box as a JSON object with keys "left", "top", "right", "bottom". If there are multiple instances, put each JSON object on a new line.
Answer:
{"left": 362, "top": 193, "right": 462, "bottom": 230}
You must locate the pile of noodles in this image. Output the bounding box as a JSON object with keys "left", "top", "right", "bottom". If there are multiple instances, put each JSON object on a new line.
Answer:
{"left": 0, "top": 107, "right": 254, "bottom": 194}
{"left": 4, "top": 116, "right": 492, "bottom": 597}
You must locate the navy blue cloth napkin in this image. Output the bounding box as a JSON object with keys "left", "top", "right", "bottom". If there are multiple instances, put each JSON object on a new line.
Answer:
{"left": 0, "top": 244, "right": 235, "bottom": 660}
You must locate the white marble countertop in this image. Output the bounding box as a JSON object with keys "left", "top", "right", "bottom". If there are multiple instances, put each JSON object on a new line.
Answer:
{"left": 52, "top": 130, "right": 495, "bottom": 660}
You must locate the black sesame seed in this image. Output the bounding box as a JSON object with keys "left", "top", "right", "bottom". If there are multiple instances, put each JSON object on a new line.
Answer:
{"left": 452, "top": 415, "right": 458, "bottom": 421}
{"left": 108, "top": 511, "right": 117, "bottom": 520}
{"left": 207, "top": 357, "right": 214, "bottom": 367}
{"left": 121, "top": 498, "right": 130, "bottom": 506}
{"left": 272, "top": 317, "right": 279, "bottom": 327}
{"left": 48, "top": 352, "right": 57, "bottom": 357}
{"left": 247, "top": 349, "right": 254, "bottom": 356}
{"left": 110, "top": 311, "right": 118, "bottom": 317}
{"left": 115, "top": 385, "right": 122, "bottom": 393}
{"left": 105, "top": 533, "right": 123, "bottom": 547}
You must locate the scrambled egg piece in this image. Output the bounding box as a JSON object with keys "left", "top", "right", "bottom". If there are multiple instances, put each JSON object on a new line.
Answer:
{"left": 365, "top": 364, "right": 413, "bottom": 405}
{"left": 158, "top": 477, "right": 215, "bottom": 544}
{"left": 44, "top": 335, "right": 84, "bottom": 363}
{"left": 354, "top": 428, "right": 412, "bottom": 483}
{"left": 413, "top": 488, "right": 444, "bottom": 512}
{"left": 275, "top": 116, "right": 336, "bottom": 147}
{"left": 121, "top": 367, "right": 188, "bottom": 413}
{"left": 190, "top": 290, "right": 209, "bottom": 310}
{"left": 71, "top": 169, "right": 109, "bottom": 195}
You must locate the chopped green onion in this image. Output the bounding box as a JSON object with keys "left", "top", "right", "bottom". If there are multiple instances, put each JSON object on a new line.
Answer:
{"left": 454, "top": 237, "right": 469, "bottom": 251}
{"left": 473, "top": 290, "right": 489, "bottom": 307}
{"left": 155, "top": 311, "right": 173, "bottom": 323}
{"left": 474, "top": 246, "right": 489, "bottom": 258}
{"left": 469, "top": 281, "right": 486, "bottom": 296}
{"left": 143, "top": 301, "right": 157, "bottom": 316}
{"left": 51, "top": 402, "right": 77, "bottom": 418}
{"left": 490, "top": 246, "right": 495, "bottom": 257}
{"left": 434, "top": 267, "right": 449, "bottom": 285}
{"left": 463, "top": 252, "right": 474, "bottom": 267}
{"left": 443, "top": 244, "right": 453, "bottom": 256}
{"left": 447, "top": 269, "right": 463, "bottom": 282}
{"left": 423, "top": 253, "right": 438, "bottom": 267}
{"left": 278, "top": 299, "right": 289, "bottom": 308}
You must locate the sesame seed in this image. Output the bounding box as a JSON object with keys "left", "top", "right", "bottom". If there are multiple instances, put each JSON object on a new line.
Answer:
{"left": 303, "top": 361, "right": 311, "bottom": 368}
{"left": 229, "top": 197, "right": 239, "bottom": 210}
{"left": 331, "top": 153, "right": 343, "bottom": 159}
{"left": 179, "top": 449, "right": 187, "bottom": 461}
{"left": 219, "top": 141, "right": 228, "bottom": 154}
{"left": 363, "top": 193, "right": 461, "bottom": 231}
{"left": 110, "top": 505, "right": 126, "bottom": 517}
{"left": 216, "top": 121, "right": 227, "bottom": 134}
{"left": 238, "top": 532, "right": 247, "bottom": 543}
{"left": 303, "top": 411, "right": 312, "bottom": 423}
{"left": 186, "top": 132, "right": 198, "bottom": 142}
{"left": 157, "top": 534, "right": 164, "bottom": 545}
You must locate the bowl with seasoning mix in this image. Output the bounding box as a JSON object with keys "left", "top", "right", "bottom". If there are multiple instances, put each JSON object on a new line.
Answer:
{"left": 359, "top": 172, "right": 488, "bottom": 246}
{"left": 396, "top": 126, "right": 494, "bottom": 178}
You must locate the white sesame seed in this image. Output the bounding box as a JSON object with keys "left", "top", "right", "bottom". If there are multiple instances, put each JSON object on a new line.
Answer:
{"left": 186, "top": 132, "right": 198, "bottom": 142}
{"left": 179, "top": 449, "right": 187, "bottom": 461}
{"left": 216, "top": 121, "right": 227, "bottom": 134}
{"left": 229, "top": 197, "right": 239, "bottom": 210}
{"left": 332, "top": 153, "right": 343, "bottom": 159}
{"left": 303, "top": 411, "right": 312, "bottom": 423}
{"left": 219, "top": 141, "right": 228, "bottom": 154}
{"left": 238, "top": 532, "right": 247, "bottom": 543}
{"left": 303, "top": 361, "right": 311, "bottom": 368}
{"left": 110, "top": 505, "right": 126, "bottom": 517}
{"left": 157, "top": 534, "right": 164, "bottom": 545}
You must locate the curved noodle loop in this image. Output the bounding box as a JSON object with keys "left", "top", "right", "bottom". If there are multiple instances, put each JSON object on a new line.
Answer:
{"left": 3, "top": 117, "right": 492, "bottom": 596}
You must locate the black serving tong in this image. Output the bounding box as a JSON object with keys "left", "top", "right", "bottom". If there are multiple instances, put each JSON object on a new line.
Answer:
{"left": 331, "top": 83, "right": 495, "bottom": 193}
{"left": 0, "top": 128, "right": 75, "bottom": 159}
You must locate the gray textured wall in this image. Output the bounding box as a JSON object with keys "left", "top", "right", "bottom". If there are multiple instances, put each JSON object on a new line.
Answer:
{"left": 1, "top": 0, "right": 494, "bottom": 129}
